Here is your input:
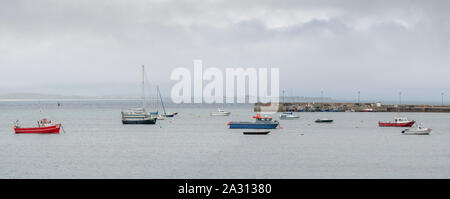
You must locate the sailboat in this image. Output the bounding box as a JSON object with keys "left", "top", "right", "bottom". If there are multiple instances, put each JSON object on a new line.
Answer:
{"left": 121, "top": 65, "right": 157, "bottom": 124}
{"left": 156, "top": 85, "right": 176, "bottom": 118}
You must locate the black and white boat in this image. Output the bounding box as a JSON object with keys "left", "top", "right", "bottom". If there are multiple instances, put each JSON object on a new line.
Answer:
{"left": 315, "top": 118, "right": 334, "bottom": 123}
{"left": 243, "top": 131, "right": 271, "bottom": 135}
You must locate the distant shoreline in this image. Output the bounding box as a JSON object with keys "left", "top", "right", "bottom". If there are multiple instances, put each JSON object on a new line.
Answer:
{"left": 0, "top": 98, "right": 143, "bottom": 102}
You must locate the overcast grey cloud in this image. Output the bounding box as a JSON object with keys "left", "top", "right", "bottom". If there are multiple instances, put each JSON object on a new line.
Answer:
{"left": 0, "top": 0, "right": 449, "bottom": 102}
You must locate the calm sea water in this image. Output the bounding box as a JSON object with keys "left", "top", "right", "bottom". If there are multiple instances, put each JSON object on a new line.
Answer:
{"left": 0, "top": 100, "right": 449, "bottom": 179}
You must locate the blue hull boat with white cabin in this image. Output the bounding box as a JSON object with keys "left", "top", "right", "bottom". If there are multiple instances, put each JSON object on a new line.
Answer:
{"left": 228, "top": 114, "right": 279, "bottom": 129}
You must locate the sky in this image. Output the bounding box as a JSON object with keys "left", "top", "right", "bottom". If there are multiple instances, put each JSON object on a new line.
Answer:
{"left": 0, "top": 0, "right": 449, "bottom": 103}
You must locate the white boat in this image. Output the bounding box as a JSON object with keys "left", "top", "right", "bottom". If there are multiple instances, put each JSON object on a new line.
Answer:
{"left": 155, "top": 85, "right": 177, "bottom": 118}
{"left": 156, "top": 114, "right": 166, "bottom": 120}
{"left": 211, "top": 108, "right": 231, "bottom": 116}
{"left": 121, "top": 65, "right": 157, "bottom": 124}
{"left": 280, "top": 112, "right": 299, "bottom": 120}
{"left": 402, "top": 124, "right": 432, "bottom": 135}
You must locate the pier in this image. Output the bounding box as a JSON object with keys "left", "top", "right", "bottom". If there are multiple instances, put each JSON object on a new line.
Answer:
{"left": 254, "top": 102, "right": 450, "bottom": 113}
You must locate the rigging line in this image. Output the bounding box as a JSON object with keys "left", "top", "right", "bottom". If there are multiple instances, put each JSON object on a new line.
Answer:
{"left": 157, "top": 85, "right": 167, "bottom": 115}
{"left": 143, "top": 67, "right": 158, "bottom": 110}
{"left": 34, "top": 101, "right": 65, "bottom": 127}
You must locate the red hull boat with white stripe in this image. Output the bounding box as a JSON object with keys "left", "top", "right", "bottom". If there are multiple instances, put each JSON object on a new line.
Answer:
{"left": 378, "top": 117, "right": 415, "bottom": 127}
{"left": 378, "top": 121, "right": 415, "bottom": 127}
{"left": 14, "top": 124, "right": 61, "bottom": 134}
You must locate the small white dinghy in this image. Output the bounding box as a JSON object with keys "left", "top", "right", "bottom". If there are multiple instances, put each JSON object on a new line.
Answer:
{"left": 280, "top": 112, "right": 299, "bottom": 120}
{"left": 211, "top": 108, "right": 231, "bottom": 116}
{"left": 402, "top": 124, "right": 432, "bottom": 135}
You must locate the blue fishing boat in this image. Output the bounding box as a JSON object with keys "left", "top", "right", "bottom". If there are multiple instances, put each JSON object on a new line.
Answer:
{"left": 228, "top": 114, "right": 279, "bottom": 129}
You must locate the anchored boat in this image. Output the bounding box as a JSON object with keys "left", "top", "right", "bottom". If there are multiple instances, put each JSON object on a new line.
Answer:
{"left": 402, "top": 124, "right": 431, "bottom": 135}
{"left": 211, "top": 108, "right": 231, "bottom": 116}
{"left": 228, "top": 114, "right": 279, "bottom": 129}
{"left": 279, "top": 112, "right": 299, "bottom": 120}
{"left": 379, "top": 117, "right": 415, "bottom": 127}
{"left": 121, "top": 65, "right": 157, "bottom": 125}
{"left": 315, "top": 118, "right": 334, "bottom": 123}
{"left": 243, "top": 131, "right": 271, "bottom": 135}
{"left": 14, "top": 119, "right": 61, "bottom": 134}
{"left": 155, "top": 85, "right": 176, "bottom": 118}
{"left": 122, "top": 113, "right": 157, "bottom": 124}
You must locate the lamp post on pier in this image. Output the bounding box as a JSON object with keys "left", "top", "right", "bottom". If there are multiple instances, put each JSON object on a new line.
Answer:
{"left": 357, "top": 91, "right": 360, "bottom": 106}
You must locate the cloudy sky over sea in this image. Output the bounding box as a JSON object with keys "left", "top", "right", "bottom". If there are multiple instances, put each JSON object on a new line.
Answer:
{"left": 1, "top": 0, "right": 449, "bottom": 103}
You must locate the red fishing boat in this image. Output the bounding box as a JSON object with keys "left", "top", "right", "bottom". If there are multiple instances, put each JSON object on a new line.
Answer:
{"left": 378, "top": 117, "right": 415, "bottom": 127}
{"left": 14, "top": 118, "right": 61, "bottom": 134}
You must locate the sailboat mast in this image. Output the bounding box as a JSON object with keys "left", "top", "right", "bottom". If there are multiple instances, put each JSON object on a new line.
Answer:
{"left": 156, "top": 87, "right": 159, "bottom": 113}
{"left": 142, "top": 65, "right": 146, "bottom": 110}
{"left": 157, "top": 85, "right": 167, "bottom": 115}
{"left": 38, "top": 100, "right": 43, "bottom": 118}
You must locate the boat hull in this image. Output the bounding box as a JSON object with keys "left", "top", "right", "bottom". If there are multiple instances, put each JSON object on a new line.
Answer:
{"left": 315, "top": 120, "right": 333, "bottom": 123}
{"left": 379, "top": 121, "right": 415, "bottom": 127}
{"left": 402, "top": 129, "right": 431, "bottom": 135}
{"left": 211, "top": 112, "right": 231, "bottom": 116}
{"left": 229, "top": 122, "right": 279, "bottom": 129}
{"left": 14, "top": 124, "right": 61, "bottom": 134}
{"left": 280, "top": 115, "right": 299, "bottom": 120}
{"left": 122, "top": 118, "right": 157, "bottom": 124}
{"left": 243, "top": 131, "right": 271, "bottom": 135}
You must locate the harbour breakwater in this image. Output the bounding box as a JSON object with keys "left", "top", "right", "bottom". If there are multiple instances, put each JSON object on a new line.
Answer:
{"left": 254, "top": 102, "right": 450, "bottom": 113}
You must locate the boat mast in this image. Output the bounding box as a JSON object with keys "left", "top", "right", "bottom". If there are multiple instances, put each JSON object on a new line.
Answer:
{"left": 142, "top": 65, "right": 146, "bottom": 111}
{"left": 156, "top": 87, "right": 159, "bottom": 113}
{"left": 157, "top": 85, "right": 167, "bottom": 115}
{"left": 38, "top": 100, "right": 43, "bottom": 118}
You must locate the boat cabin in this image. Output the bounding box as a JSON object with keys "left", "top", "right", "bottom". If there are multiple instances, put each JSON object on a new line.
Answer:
{"left": 252, "top": 114, "right": 273, "bottom": 121}
{"left": 38, "top": 118, "right": 53, "bottom": 127}
{"left": 394, "top": 117, "right": 409, "bottom": 122}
